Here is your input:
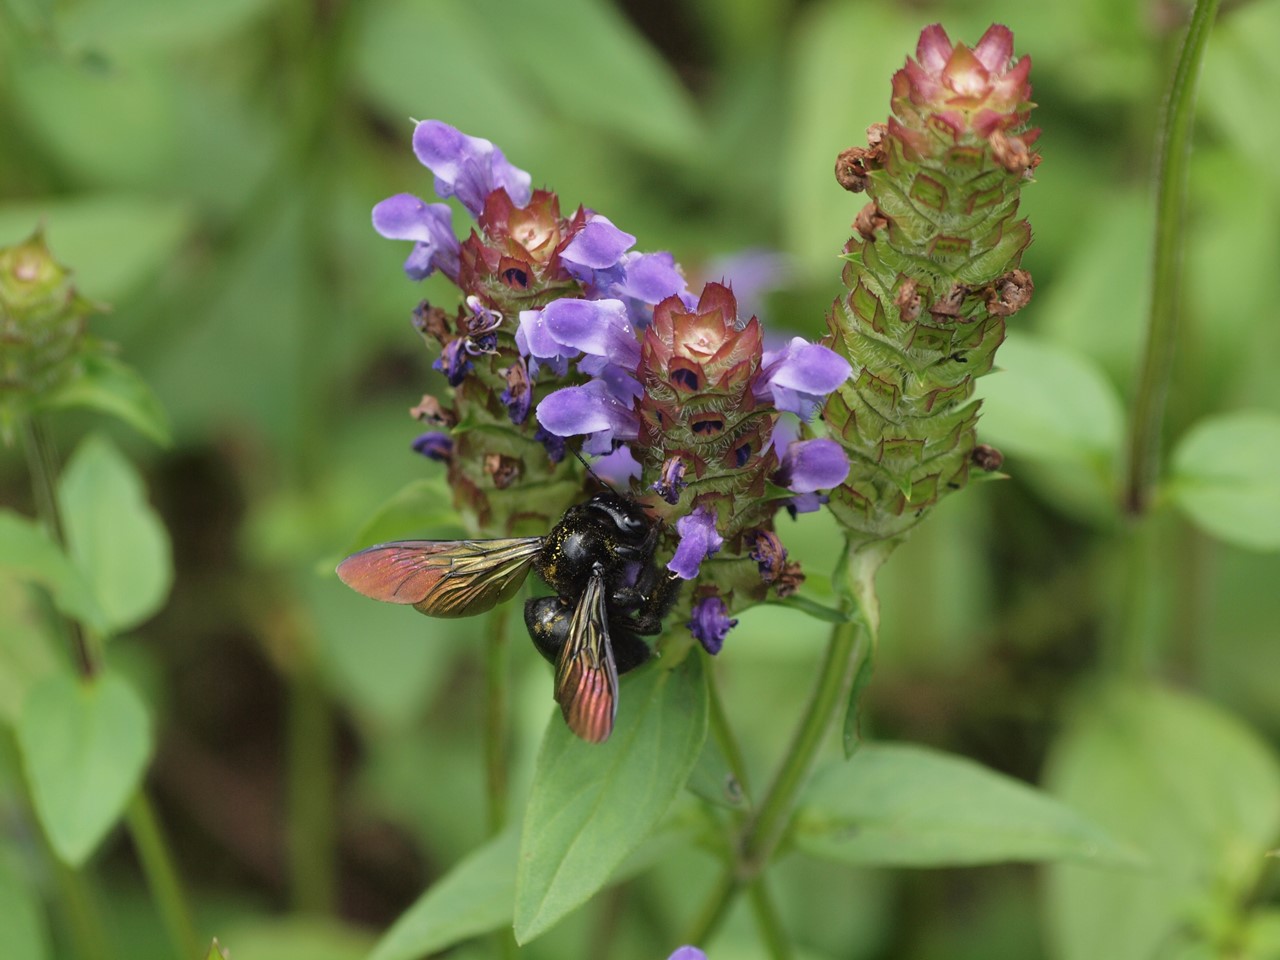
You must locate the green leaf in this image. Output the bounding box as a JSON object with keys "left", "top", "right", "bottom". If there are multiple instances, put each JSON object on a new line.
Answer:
{"left": 0, "top": 575, "right": 61, "bottom": 725}
{"left": 514, "top": 654, "right": 708, "bottom": 943}
{"left": 57, "top": 0, "right": 273, "bottom": 55}
{"left": 17, "top": 671, "right": 153, "bottom": 865}
{"left": 345, "top": 478, "right": 466, "bottom": 554}
{"left": 1045, "top": 684, "right": 1280, "bottom": 960}
{"left": 686, "top": 728, "right": 746, "bottom": 810}
{"left": 0, "top": 511, "right": 107, "bottom": 634}
{"left": 1169, "top": 410, "right": 1280, "bottom": 551}
{"left": 368, "top": 828, "right": 518, "bottom": 960}
{"left": 211, "top": 918, "right": 371, "bottom": 960}
{"left": 974, "top": 332, "right": 1125, "bottom": 470}
{"left": 58, "top": 434, "right": 173, "bottom": 635}
{"left": 0, "top": 849, "right": 50, "bottom": 960}
{"left": 41, "top": 352, "right": 171, "bottom": 447}
{"left": 794, "top": 743, "right": 1136, "bottom": 868}
{"left": 765, "top": 594, "right": 851, "bottom": 624}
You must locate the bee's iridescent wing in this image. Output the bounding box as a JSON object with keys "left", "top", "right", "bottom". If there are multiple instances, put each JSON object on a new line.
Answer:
{"left": 554, "top": 570, "right": 619, "bottom": 743}
{"left": 336, "top": 538, "right": 543, "bottom": 618}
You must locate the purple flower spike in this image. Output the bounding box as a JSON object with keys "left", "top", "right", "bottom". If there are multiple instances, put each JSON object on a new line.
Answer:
{"left": 411, "top": 120, "right": 532, "bottom": 218}
{"left": 775, "top": 439, "right": 850, "bottom": 494}
{"left": 562, "top": 215, "right": 636, "bottom": 271}
{"left": 536, "top": 379, "right": 639, "bottom": 446}
{"left": 668, "top": 505, "right": 723, "bottom": 580}
{"left": 688, "top": 596, "right": 737, "bottom": 654}
{"left": 758, "top": 337, "right": 853, "bottom": 419}
{"left": 372, "top": 194, "right": 460, "bottom": 281}
{"left": 411, "top": 431, "right": 453, "bottom": 462}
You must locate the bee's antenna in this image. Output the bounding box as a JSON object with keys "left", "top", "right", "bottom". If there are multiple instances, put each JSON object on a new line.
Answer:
{"left": 573, "top": 447, "right": 620, "bottom": 496}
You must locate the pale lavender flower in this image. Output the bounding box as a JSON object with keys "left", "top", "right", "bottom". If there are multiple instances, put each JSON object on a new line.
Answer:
{"left": 411, "top": 120, "right": 531, "bottom": 217}
{"left": 372, "top": 194, "right": 460, "bottom": 281}
{"left": 774, "top": 439, "right": 850, "bottom": 493}
{"left": 756, "top": 337, "right": 853, "bottom": 419}
{"left": 668, "top": 505, "right": 723, "bottom": 580}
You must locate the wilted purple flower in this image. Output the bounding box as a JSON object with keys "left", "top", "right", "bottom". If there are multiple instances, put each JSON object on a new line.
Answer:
{"left": 749, "top": 530, "right": 788, "bottom": 584}
{"left": 668, "top": 505, "right": 723, "bottom": 580}
{"left": 411, "top": 431, "right": 453, "bottom": 462}
{"left": 688, "top": 596, "right": 736, "bottom": 655}
{"left": 411, "top": 120, "right": 532, "bottom": 218}
{"left": 533, "top": 425, "right": 566, "bottom": 464}
{"left": 774, "top": 439, "right": 849, "bottom": 494}
{"left": 651, "top": 456, "right": 687, "bottom": 505}
{"left": 462, "top": 295, "right": 502, "bottom": 355}
{"left": 433, "top": 339, "right": 473, "bottom": 386}
{"left": 373, "top": 194, "right": 461, "bottom": 282}
{"left": 757, "top": 337, "right": 853, "bottom": 419}
{"left": 500, "top": 358, "right": 531, "bottom": 425}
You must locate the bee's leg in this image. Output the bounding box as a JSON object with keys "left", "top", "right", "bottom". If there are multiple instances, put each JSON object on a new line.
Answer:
{"left": 627, "top": 570, "right": 683, "bottom": 637}
{"left": 608, "top": 622, "right": 652, "bottom": 675}
{"left": 524, "top": 595, "right": 572, "bottom": 665}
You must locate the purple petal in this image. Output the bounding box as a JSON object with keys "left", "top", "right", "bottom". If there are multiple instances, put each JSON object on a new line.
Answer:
{"left": 373, "top": 194, "right": 460, "bottom": 281}
{"left": 541, "top": 298, "right": 640, "bottom": 369}
{"left": 667, "top": 950, "right": 707, "bottom": 960}
{"left": 758, "top": 337, "right": 852, "bottom": 418}
{"left": 776, "top": 439, "right": 849, "bottom": 494}
{"left": 562, "top": 215, "right": 635, "bottom": 271}
{"left": 618, "top": 251, "right": 689, "bottom": 305}
{"left": 411, "top": 431, "right": 453, "bottom": 462}
{"left": 687, "top": 597, "right": 736, "bottom": 655}
{"left": 785, "top": 492, "right": 827, "bottom": 518}
{"left": 517, "top": 308, "right": 560, "bottom": 360}
{"left": 667, "top": 505, "right": 723, "bottom": 580}
{"left": 535, "top": 379, "right": 639, "bottom": 443}
{"left": 411, "top": 120, "right": 532, "bottom": 217}
{"left": 589, "top": 445, "right": 641, "bottom": 486}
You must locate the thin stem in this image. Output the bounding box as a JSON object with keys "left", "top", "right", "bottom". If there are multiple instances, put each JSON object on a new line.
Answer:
{"left": 20, "top": 415, "right": 98, "bottom": 677}
{"left": 683, "top": 869, "right": 740, "bottom": 947}
{"left": 747, "top": 877, "right": 793, "bottom": 960}
{"left": 706, "top": 663, "right": 752, "bottom": 801}
{"left": 51, "top": 859, "right": 112, "bottom": 960}
{"left": 125, "top": 793, "right": 202, "bottom": 960}
{"left": 484, "top": 604, "right": 513, "bottom": 836}
{"left": 1123, "top": 0, "right": 1222, "bottom": 515}
{"left": 287, "top": 666, "right": 336, "bottom": 914}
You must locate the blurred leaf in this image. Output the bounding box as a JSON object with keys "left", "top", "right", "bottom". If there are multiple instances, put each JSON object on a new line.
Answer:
{"left": 1201, "top": 0, "right": 1280, "bottom": 190}
{"left": 0, "top": 849, "right": 49, "bottom": 960}
{"left": 17, "top": 671, "right": 153, "bottom": 865}
{"left": 368, "top": 828, "right": 517, "bottom": 960}
{"left": 213, "top": 918, "right": 372, "bottom": 960}
{"left": 477, "top": 0, "right": 703, "bottom": 159}
{"left": 686, "top": 726, "right": 746, "bottom": 810}
{"left": 41, "top": 352, "right": 171, "bottom": 446}
{"left": 0, "top": 511, "right": 107, "bottom": 634}
{"left": 765, "top": 594, "right": 850, "bottom": 624}
{"left": 1246, "top": 911, "right": 1280, "bottom": 953}
{"left": 9, "top": 50, "right": 179, "bottom": 188}
{"left": 1045, "top": 684, "right": 1280, "bottom": 960}
{"left": 57, "top": 0, "right": 273, "bottom": 55}
{"left": 0, "top": 196, "right": 192, "bottom": 302}
{"left": 794, "top": 743, "right": 1136, "bottom": 867}
{"left": 58, "top": 435, "right": 172, "bottom": 635}
{"left": 514, "top": 654, "right": 708, "bottom": 943}
{"left": 346, "top": 477, "right": 465, "bottom": 553}
{"left": 1169, "top": 411, "right": 1280, "bottom": 552}
{"left": 975, "top": 332, "right": 1124, "bottom": 469}
{"left": 0, "top": 575, "right": 60, "bottom": 725}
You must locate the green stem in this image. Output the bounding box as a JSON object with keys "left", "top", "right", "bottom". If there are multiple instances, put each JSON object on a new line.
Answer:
{"left": 125, "top": 793, "right": 202, "bottom": 960}
{"left": 51, "top": 859, "right": 112, "bottom": 960}
{"left": 706, "top": 663, "right": 753, "bottom": 801}
{"left": 747, "top": 877, "right": 793, "bottom": 960}
{"left": 287, "top": 666, "right": 336, "bottom": 914}
{"left": 1123, "top": 0, "right": 1222, "bottom": 515}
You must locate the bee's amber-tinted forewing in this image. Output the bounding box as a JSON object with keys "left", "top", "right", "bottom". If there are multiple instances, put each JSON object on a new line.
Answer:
{"left": 554, "top": 572, "right": 618, "bottom": 743}
{"left": 336, "top": 538, "right": 543, "bottom": 618}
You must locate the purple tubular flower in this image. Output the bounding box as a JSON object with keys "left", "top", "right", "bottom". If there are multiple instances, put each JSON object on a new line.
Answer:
{"left": 688, "top": 596, "right": 737, "bottom": 655}
{"left": 433, "top": 339, "right": 473, "bottom": 386}
{"left": 519, "top": 298, "right": 641, "bottom": 371}
{"left": 757, "top": 337, "right": 853, "bottom": 419}
{"left": 774, "top": 439, "right": 850, "bottom": 494}
{"left": 372, "top": 194, "right": 461, "bottom": 281}
{"left": 535, "top": 378, "right": 640, "bottom": 449}
{"left": 667, "top": 505, "right": 723, "bottom": 580}
{"left": 785, "top": 492, "right": 828, "bottom": 518}
{"left": 411, "top": 431, "right": 453, "bottom": 461}
{"left": 411, "top": 120, "right": 532, "bottom": 218}
{"left": 561, "top": 215, "right": 636, "bottom": 271}
{"left": 590, "top": 445, "right": 642, "bottom": 487}
{"left": 651, "top": 456, "right": 687, "bottom": 505}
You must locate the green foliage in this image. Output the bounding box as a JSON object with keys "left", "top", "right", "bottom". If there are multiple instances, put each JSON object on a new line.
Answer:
{"left": 17, "top": 671, "right": 153, "bottom": 865}
{"left": 0, "top": 850, "right": 49, "bottom": 960}
{"left": 41, "top": 352, "right": 171, "bottom": 447}
{"left": 0, "top": 510, "right": 107, "bottom": 633}
{"left": 515, "top": 654, "right": 708, "bottom": 943}
{"left": 794, "top": 743, "right": 1136, "bottom": 868}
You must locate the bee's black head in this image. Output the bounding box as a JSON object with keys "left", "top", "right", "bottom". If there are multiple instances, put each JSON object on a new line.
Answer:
{"left": 584, "top": 491, "right": 652, "bottom": 547}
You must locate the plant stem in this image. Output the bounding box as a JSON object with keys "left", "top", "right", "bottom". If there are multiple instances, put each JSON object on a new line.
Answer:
{"left": 126, "top": 792, "right": 202, "bottom": 960}
{"left": 484, "top": 604, "right": 512, "bottom": 836}
{"left": 20, "top": 415, "right": 98, "bottom": 677}
{"left": 747, "top": 877, "right": 792, "bottom": 960}
{"left": 1123, "top": 0, "right": 1222, "bottom": 515}
{"left": 287, "top": 666, "right": 336, "bottom": 914}
{"left": 706, "top": 663, "right": 752, "bottom": 801}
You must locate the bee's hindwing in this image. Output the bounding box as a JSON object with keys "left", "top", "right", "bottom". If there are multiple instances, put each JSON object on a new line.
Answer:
{"left": 554, "top": 570, "right": 619, "bottom": 743}
{"left": 336, "top": 538, "right": 544, "bottom": 618}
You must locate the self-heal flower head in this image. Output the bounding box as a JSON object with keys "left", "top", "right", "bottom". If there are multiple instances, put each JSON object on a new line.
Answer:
{"left": 372, "top": 194, "right": 461, "bottom": 282}
{"left": 412, "top": 120, "right": 532, "bottom": 218}
{"left": 668, "top": 505, "right": 723, "bottom": 580}
{"left": 688, "top": 595, "right": 736, "bottom": 655}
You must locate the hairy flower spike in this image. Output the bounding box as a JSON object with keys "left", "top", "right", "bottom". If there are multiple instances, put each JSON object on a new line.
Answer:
{"left": 823, "top": 24, "right": 1038, "bottom": 547}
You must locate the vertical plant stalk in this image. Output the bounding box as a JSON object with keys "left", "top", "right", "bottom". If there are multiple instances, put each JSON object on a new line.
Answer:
{"left": 287, "top": 666, "right": 337, "bottom": 914}
{"left": 1123, "top": 0, "right": 1222, "bottom": 515}
{"left": 484, "top": 603, "right": 512, "bottom": 835}
{"left": 18, "top": 415, "right": 200, "bottom": 960}
{"left": 125, "top": 793, "right": 202, "bottom": 960}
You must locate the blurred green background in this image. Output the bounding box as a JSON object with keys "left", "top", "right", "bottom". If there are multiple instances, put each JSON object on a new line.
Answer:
{"left": 2, "top": 0, "right": 1279, "bottom": 957}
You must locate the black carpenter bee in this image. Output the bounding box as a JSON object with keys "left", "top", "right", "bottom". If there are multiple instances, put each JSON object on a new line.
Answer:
{"left": 336, "top": 490, "right": 681, "bottom": 743}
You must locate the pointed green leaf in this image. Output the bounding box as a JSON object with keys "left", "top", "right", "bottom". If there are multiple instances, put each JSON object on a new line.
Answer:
{"left": 794, "top": 743, "right": 1136, "bottom": 867}
{"left": 0, "top": 511, "right": 107, "bottom": 634}
{"left": 18, "top": 671, "right": 153, "bottom": 865}
{"left": 0, "top": 850, "right": 50, "bottom": 960}
{"left": 58, "top": 434, "right": 173, "bottom": 635}
{"left": 369, "top": 829, "right": 518, "bottom": 960}
{"left": 1045, "top": 684, "right": 1280, "bottom": 960}
{"left": 686, "top": 728, "right": 746, "bottom": 810}
{"left": 41, "top": 353, "right": 171, "bottom": 447}
{"left": 514, "top": 654, "right": 708, "bottom": 943}
{"left": 1169, "top": 410, "right": 1280, "bottom": 551}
